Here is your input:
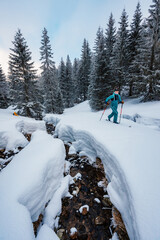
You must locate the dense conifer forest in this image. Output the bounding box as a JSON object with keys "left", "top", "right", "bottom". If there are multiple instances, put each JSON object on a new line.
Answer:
{"left": 0, "top": 0, "right": 160, "bottom": 117}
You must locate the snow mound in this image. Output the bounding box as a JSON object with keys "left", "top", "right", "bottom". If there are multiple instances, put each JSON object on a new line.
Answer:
{"left": 0, "top": 130, "right": 65, "bottom": 240}
{"left": 0, "top": 108, "right": 46, "bottom": 151}
{"left": 43, "top": 114, "right": 60, "bottom": 125}
{"left": 79, "top": 205, "right": 89, "bottom": 213}
{"left": 0, "top": 130, "right": 28, "bottom": 150}
{"left": 16, "top": 119, "right": 46, "bottom": 134}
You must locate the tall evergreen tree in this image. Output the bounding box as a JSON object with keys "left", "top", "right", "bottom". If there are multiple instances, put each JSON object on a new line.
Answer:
{"left": 89, "top": 27, "right": 108, "bottom": 110}
{"left": 88, "top": 56, "right": 96, "bottom": 101}
{"left": 78, "top": 39, "right": 92, "bottom": 101}
{"left": 105, "top": 13, "right": 116, "bottom": 65}
{"left": 9, "top": 29, "right": 42, "bottom": 118}
{"left": 0, "top": 64, "right": 9, "bottom": 108}
{"left": 128, "top": 2, "right": 142, "bottom": 96}
{"left": 58, "top": 58, "right": 66, "bottom": 102}
{"left": 112, "top": 9, "right": 130, "bottom": 92}
{"left": 105, "top": 13, "right": 116, "bottom": 92}
{"left": 40, "top": 27, "right": 63, "bottom": 113}
{"left": 72, "top": 58, "right": 80, "bottom": 103}
{"left": 144, "top": 0, "right": 160, "bottom": 100}
{"left": 132, "top": 20, "right": 150, "bottom": 95}
{"left": 64, "top": 55, "right": 74, "bottom": 108}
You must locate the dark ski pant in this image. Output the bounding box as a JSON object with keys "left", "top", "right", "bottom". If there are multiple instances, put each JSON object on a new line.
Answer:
{"left": 108, "top": 105, "right": 118, "bottom": 123}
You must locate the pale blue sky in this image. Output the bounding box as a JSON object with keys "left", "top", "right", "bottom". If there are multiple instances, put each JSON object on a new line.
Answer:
{"left": 0, "top": 0, "right": 152, "bottom": 74}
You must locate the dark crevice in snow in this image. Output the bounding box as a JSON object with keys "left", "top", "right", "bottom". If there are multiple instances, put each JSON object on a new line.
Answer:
{"left": 54, "top": 146, "right": 129, "bottom": 240}
{"left": 33, "top": 213, "right": 43, "bottom": 236}
{"left": 0, "top": 133, "right": 31, "bottom": 172}
{"left": 45, "top": 122, "right": 55, "bottom": 135}
{"left": 0, "top": 147, "right": 23, "bottom": 171}
{"left": 44, "top": 123, "right": 129, "bottom": 239}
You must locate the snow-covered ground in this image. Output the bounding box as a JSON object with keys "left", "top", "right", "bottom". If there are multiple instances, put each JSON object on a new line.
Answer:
{"left": 0, "top": 99, "right": 160, "bottom": 240}
{"left": 44, "top": 99, "right": 160, "bottom": 240}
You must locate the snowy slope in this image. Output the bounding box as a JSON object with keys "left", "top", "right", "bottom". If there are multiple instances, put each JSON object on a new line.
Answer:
{"left": 0, "top": 99, "right": 160, "bottom": 240}
{"left": 44, "top": 99, "right": 160, "bottom": 240}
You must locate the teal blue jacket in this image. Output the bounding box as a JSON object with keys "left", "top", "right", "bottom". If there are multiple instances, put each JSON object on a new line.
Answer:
{"left": 105, "top": 92, "right": 122, "bottom": 108}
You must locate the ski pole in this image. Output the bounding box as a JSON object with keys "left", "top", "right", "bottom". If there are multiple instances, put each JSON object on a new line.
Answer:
{"left": 100, "top": 106, "right": 107, "bottom": 121}
{"left": 119, "top": 103, "right": 123, "bottom": 124}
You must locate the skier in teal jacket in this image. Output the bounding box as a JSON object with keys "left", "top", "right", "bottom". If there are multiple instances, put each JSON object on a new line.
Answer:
{"left": 105, "top": 90, "right": 124, "bottom": 124}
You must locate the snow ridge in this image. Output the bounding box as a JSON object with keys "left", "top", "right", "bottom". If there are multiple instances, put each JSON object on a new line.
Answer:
{"left": 54, "top": 121, "right": 139, "bottom": 240}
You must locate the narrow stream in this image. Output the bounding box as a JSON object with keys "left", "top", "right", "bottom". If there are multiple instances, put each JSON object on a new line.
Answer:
{"left": 54, "top": 143, "right": 129, "bottom": 240}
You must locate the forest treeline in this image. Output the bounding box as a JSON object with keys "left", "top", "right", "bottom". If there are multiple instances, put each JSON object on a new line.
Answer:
{"left": 0, "top": 0, "right": 160, "bottom": 119}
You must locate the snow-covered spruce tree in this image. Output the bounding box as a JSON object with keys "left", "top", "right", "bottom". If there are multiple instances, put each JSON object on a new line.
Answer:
{"left": 89, "top": 27, "right": 109, "bottom": 111}
{"left": 105, "top": 13, "right": 116, "bottom": 60}
{"left": 105, "top": 13, "right": 116, "bottom": 93}
{"left": 58, "top": 58, "right": 66, "bottom": 102}
{"left": 132, "top": 20, "right": 151, "bottom": 96}
{"left": 143, "top": 0, "right": 160, "bottom": 101}
{"left": 36, "top": 75, "right": 46, "bottom": 111}
{"left": 77, "top": 39, "right": 92, "bottom": 102}
{"left": 128, "top": 2, "right": 143, "bottom": 96}
{"left": 8, "top": 29, "right": 42, "bottom": 119}
{"left": 0, "top": 64, "right": 9, "bottom": 108}
{"left": 88, "top": 56, "right": 96, "bottom": 101}
{"left": 63, "top": 55, "right": 74, "bottom": 108}
{"left": 112, "top": 9, "right": 130, "bottom": 93}
{"left": 40, "top": 27, "right": 63, "bottom": 113}
{"left": 72, "top": 58, "right": 80, "bottom": 103}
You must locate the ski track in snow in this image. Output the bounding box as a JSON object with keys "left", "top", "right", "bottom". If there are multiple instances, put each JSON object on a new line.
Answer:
{"left": 122, "top": 113, "right": 160, "bottom": 130}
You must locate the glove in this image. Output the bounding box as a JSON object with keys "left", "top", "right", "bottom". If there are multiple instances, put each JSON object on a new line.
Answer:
{"left": 121, "top": 100, "right": 124, "bottom": 104}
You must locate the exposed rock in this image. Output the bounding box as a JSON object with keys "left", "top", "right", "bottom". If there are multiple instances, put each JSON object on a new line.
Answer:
{"left": 45, "top": 123, "right": 55, "bottom": 135}
{"left": 33, "top": 214, "right": 43, "bottom": 236}
{"left": 79, "top": 205, "right": 89, "bottom": 215}
{"left": 95, "top": 216, "right": 106, "bottom": 225}
{"left": 0, "top": 148, "right": 22, "bottom": 171}
{"left": 55, "top": 153, "right": 129, "bottom": 240}
{"left": 112, "top": 207, "right": 129, "bottom": 240}
{"left": 24, "top": 133, "right": 31, "bottom": 141}
{"left": 56, "top": 156, "right": 113, "bottom": 239}
{"left": 94, "top": 198, "right": 101, "bottom": 204}
{"left": 0, "top": 149, "right": 5, "bottom": 158}
{"left": 57, "top": 229, "right": 65, "bottom": 239}
{"left": 72, "top": 186, "right": 80, "bottom": 196}
{"left": 69, "top": 227, "right": 78, "bottom": 239}
{"left": 95, "top": 157, "right": 104, "bottom": 171}
{"left": 102, "top": 197, "right": 112, "bottom": 207}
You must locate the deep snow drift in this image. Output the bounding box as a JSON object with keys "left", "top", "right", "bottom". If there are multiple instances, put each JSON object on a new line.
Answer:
{"left": 0, "top": 99, "right": 160, "bottom": 240}
{"left": 0, "top": 109, "right": 67, "bottom": 240}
